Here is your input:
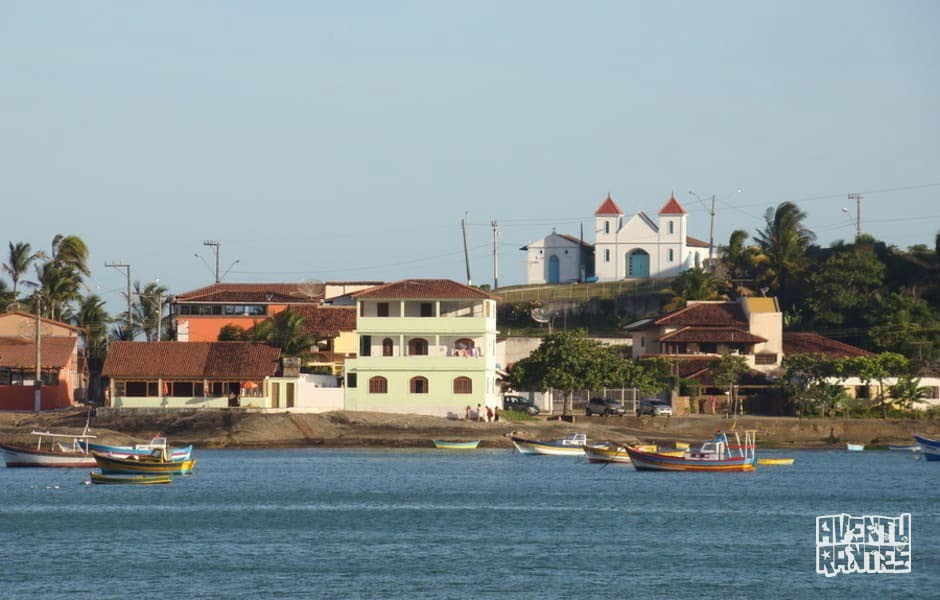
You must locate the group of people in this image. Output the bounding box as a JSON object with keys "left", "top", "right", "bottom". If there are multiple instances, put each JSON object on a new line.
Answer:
{"left": 465, "top": 404, "right": 499, "bottom": 422}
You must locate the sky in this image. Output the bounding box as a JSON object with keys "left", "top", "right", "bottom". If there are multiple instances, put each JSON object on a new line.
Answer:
{"left": 2, "top": 1, "right": 938, "bottom": 312}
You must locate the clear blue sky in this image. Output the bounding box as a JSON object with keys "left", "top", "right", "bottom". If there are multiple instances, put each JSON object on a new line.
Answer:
{"left": 2, "top": 1, "right": 938, "bottom": 309}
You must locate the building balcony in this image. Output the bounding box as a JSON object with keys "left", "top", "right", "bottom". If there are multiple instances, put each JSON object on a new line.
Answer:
{"left": 357, "top": 316, "right": 492, "bottom": 335}
{"left": 349, "top": 355, "right": 491, "bottom": 372}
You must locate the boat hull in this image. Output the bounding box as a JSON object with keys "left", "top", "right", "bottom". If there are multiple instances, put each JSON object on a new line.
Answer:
{"left": 90, "top": 472, "right": 172, "bottom": 485}
{"left": 583, "top": 443, "right": 632, "bottom": 463}
{"left": 846, "top": 444, "right": 865, "bottom": 452}
{"left": 511, "top": 436, "right": 585, "bottom": 456}
{"left": 432, "top": 440, "right": 480, "bottom": 450}
{"left": 80, "top": 440, "right": 192, "bottom": 461}
{"left": 912, "top": 434, "right": 940, "bottom": 461}
{"left": 624, "top": 446, "right": 755, "bottom": 472}
{"left": 93, "top": 452, "right": 196, "bottom": 475}
{"left": 0, "top": 443, "right": 96, "bottom": 468}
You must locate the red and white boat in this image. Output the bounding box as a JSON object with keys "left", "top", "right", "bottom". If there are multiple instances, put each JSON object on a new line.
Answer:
{"left": 1, "top": 430, "right": 98, "bottom": 468}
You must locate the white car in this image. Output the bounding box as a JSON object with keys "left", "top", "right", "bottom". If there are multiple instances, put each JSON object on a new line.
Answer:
{"left": 639, "top": 400, "right": 673, "bottom": 416}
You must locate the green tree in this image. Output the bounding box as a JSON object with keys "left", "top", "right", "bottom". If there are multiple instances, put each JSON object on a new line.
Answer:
{"left": 508, "top": 330, "right": 623, "bottom": 416}
{"left": 711, "top": 353, "right": 749, "bottom": 416}
{"left": 218, "top": 324, "right": 249, "bottom": 341}
{"left": 806, "top": 243, "right": 885, "bottom": 328}
{"left": 48, "top": 234, "right": 90, "bottom": 276}
{"left": 72, "top": 294, "right": 112, "bottom": 403}
{"left": 845, "top": 353, "right": 910, "bottom": 419}
{"left": 250, "top": 309, "right": 318, "bottom": 358}
{"left": 132, "top": 280, "right": 170, "bottom": 341}
{"left": 717, "top": 229, "right": 764, "bottom": 295}
{"left": 888, "top": 375, "right": 928, "bottom": 412}
{"left": 2, "top": 241, "right": 43, "bottom": 299}
{"left": 659, "top": 267, "right": 724, "bottom": 311}
{"left": 753, "top": 201, "right": 816, "bottom": 309}
{"left": 0, "top": 279, "right": 15, "bottom": 312}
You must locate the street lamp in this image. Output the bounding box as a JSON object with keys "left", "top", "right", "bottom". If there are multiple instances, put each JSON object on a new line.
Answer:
{"left": 841, "top": 207, "right": 860, "bottom": 240}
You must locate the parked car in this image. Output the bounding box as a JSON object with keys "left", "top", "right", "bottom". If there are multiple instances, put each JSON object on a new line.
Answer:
{"left": 585, "top": 398, "right": 626, "bottom": 416}
{"left": 639, "top": 399, "right": 673, "bottom": 416}
{"left": 503, "top": 395, "right": 541, "bottom": 416}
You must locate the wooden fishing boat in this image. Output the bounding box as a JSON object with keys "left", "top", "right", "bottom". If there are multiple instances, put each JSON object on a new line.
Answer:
{"left": 511, "top": 433, "right": 587, "bottom": 456}
{"left": 432, "top": 440, "right": 481, "bottom": 450}
{"left": 89, "top": 472, "right": 172, "bottom": 485}
{"left": 80, "top": 437, "right": 192, "bottom": 461}
{"left": 758, "top": 458, "right": 795, "bottom": 466}
{"left": 624, "top": 431, "right": 757, "bottom": 472}
{"left": 846, "top": 443, "right": 865, "bottom": 452}
{"left": 1, "top": 431, "right": 98, "bottom": 468}
{"left": 912, "top": 434, "right": 940, "bottom": 462}
{"left": 93, "top": 451, "right": 196, "bottom": 475}
{"left": 583, "top": 441, "right": 632, "bottom": 463}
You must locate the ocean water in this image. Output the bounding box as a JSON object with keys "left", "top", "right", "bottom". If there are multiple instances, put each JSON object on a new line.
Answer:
{"left": 1, "top": 447, "right": 936, "bottom": 599}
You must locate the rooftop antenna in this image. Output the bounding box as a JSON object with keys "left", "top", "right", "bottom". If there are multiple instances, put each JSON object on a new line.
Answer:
{"left": 296, "top": 278, "right": 324, "bottom": 301}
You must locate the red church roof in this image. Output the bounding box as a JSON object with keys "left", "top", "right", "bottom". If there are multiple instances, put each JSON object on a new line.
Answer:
{"left": 658, "top": 195, "right": 688, "bottom": 215}
{"left": 594, "top": 195, "right": 623, "bottom": 216}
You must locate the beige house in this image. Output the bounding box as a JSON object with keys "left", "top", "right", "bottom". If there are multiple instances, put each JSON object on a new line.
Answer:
{"left": 0, "top": 312, "right": 83, "bottom": 410}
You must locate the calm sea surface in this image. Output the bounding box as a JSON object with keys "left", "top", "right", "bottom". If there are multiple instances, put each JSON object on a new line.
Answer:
{"left": 1, "top": 447, "right": 936, "bottom": 599}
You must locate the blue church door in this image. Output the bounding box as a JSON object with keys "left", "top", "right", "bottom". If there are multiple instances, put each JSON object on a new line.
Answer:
{"left": 627, "top": 250, "right": 650, "bottom": 278}
{"left": 548, "top": 255, "right": 560, "bottom": 283}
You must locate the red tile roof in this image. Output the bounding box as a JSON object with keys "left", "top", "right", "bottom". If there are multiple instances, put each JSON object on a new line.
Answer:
{"left": 659, "top": 195, "right": 688, "bottom": 215}
{"left": 0, "top": 337, "right": 76, "bottom": 369}
{"left": 594, "top": 195, "right": 623, "bottom": 216}
{"left": 175, "top": 283, "right": 322, "bottom": 304}
{"left": 782, "top": 333, "right": 873, "bottom": 358}
{"left": 102, "top": 342, "right": 281, "bottom": 379}
{"left": 288, "top": 306, "right": 357, "bottom": 337}
{"left": 658, "top": 327, "right": 766, "bottom": 344}
{"left": 654, "top": 302, "right": 747, "bottom": 327}
{"left": 686, "top": 236, "right": 710, "bottom": 248}
{"left": 352, "top": 279, "right": 500, "bottom": 300}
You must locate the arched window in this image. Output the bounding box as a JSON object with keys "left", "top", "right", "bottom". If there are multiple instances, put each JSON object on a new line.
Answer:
{"left": 668, "top": 220, "right": 674, "bottom": 234}
{"left": 453, "top": 376, "right": 472, "bottom": 394}
{"left": 410, "top": 376, "right": 429, "bottom": 394}
{"left": 407, "top": 338, "right": 429, "bottom": 356}
{"left": 382, "top": 338, "right": 394, "bottom": 356}
{"left": 369, "top": 377, "right": 388, "bottom": 394}
{"left": 604, "top": 221, "right": 610, "bottom": 234}
{"left": 454, "top": 338, "right": 475, "bottom": 357}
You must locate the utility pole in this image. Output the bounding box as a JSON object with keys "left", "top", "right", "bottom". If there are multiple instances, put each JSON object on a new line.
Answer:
{"left": 461, "top": 215, "right": 471, "bottom": 285}
{"left": 847, "top": 193, "right": 862, "bottom": 240}
{"left": 106, "top": 262, "right": 132, "bottom": 335}
{"left": 491, "top": 220, "right": 499, "bottom": 289}
{"left": 34, "top": 293, "right": 42, "bottom": 412}
{"left": 204, "top": 240, "right": 221, "bottom": 283}
{"left": 708, "top": 194, "right": 717, "bottom": 266}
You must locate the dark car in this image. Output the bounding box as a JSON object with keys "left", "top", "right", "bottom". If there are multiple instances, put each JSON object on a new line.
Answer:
{"left": 638, "top": 399, "right": 673, "bottom": 416}
{"left": 585, "top": 398, "right": 626, "bottom": 416}
{"left": 503, "top": 395, "right": 541, "bottom": 416}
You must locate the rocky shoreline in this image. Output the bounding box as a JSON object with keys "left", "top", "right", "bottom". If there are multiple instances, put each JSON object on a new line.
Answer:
{"left": 0, "top": 408, "right": 937, "bottom": 450}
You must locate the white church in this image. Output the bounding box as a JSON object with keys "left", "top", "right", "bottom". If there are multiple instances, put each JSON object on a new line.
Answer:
{"left": 522, "top": 194, "right": 710, "bottom": 284}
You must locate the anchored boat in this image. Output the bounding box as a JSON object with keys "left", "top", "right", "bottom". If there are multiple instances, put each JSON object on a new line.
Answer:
{"left": 432, "top": 440, "right": 481, "bottom": 450}
{"left": 80, "top": 437, "right": 192, "bottom": 461}
{"left": 89, "top": 472, "right": 172, "bottom": 485}
{"left": 93, "top": 450, "right": 196, "bottom": 475}
{"left": 511, "top": 433, "right": 587, "bottom": 456}
{"left": 912, "top": 434, "right": 940, "bottom": 461}
{"left": 583, "top": 441, "right": 632, "bottom": 463}
{"left": 625, "top": 430, "right": 757, "bottom": 472}
{"left": 1, "top": 430, "right": 98, "bottom": 468}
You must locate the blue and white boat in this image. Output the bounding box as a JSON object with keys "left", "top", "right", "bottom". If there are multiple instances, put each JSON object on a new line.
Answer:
{"left": 80, "top": 437, "right": 192, "bottom": 461}
{"left": 912, "top": 434, "right": 940, "bottom": 462}
{"left": 846, "top": 443, "right": 865, "bottom": 452}
{"left": 511, "top": 433, "right": 587, "bottom": 456}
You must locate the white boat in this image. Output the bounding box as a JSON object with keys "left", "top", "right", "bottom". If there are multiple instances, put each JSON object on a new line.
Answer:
{"left": 1, "top": 430, "right": 98, "bottom": 468}
{"left": 846, "top": 443, "right": 865, "bottom": 452}
{"left": 79, "top": 437, "right": 192, "bottom": 461}
{"left": 511, "top": 433, "right": 587, "bottom": 456}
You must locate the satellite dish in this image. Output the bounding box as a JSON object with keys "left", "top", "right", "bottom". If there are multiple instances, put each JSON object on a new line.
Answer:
{"left": 296, "top": 278, "right": 323, "bottom": 299}
{"left": 530, "top": 308, "right": 550, "bottom": 324}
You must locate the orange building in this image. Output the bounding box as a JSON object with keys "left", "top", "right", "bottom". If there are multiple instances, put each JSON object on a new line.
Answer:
{"left": 0, "top": 312, "right": 83, "bottom": 410}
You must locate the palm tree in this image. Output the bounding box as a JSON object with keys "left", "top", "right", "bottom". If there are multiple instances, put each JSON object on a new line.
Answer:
{"left": 73, "top": 294, "right": 112, "bottom": 404}
{"left": 32, "top": 261, "right": 83, "bottom": 322}
{"left": 753, "top": 201, "right": 816, "bottom": 307}
{"left": 717, "top": 230, "right": 764, "bottom": 295}
{"left": 49, "top": 234, "right": 91, "bottom": 276}
{"left": 132, "top": 280, "right": 170, "bottom": 341}
{"left": 0, "top": 279, "right": 15, "bottom": 311}
{"left": 2, "top": 241, "right": 43, "bottom": 298}
{"left": 250, "top": 309, "right": 319, "bottom": 358}
{"left": 660, "top": 267, "right": 724, "bottom": 311}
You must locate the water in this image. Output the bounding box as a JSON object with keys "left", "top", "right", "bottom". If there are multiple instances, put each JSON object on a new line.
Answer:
{"left": 1, "top": 448, "right": 936, "bottom": 599}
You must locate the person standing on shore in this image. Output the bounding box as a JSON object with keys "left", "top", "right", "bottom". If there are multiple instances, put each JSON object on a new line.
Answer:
{"left": 494, "top": 407, "right": 500, "bottom": 422}
{"left": 476, "top": 404, "right": 484, "bottom": 422}
{"left": 486, "top": 406, "right": 493, "bottom": 422}
{"left": 465, "top": 405, "right": 471, "bottom": 420}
